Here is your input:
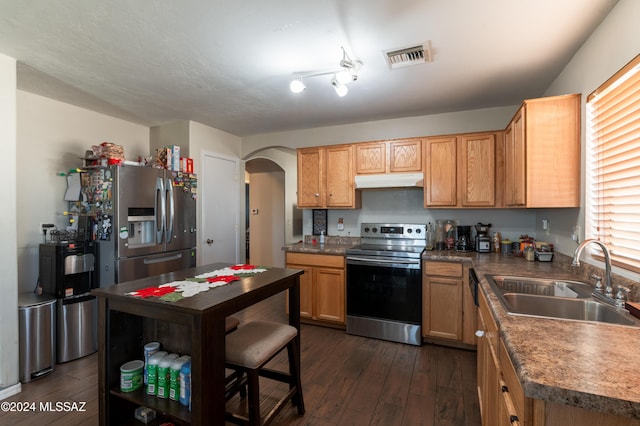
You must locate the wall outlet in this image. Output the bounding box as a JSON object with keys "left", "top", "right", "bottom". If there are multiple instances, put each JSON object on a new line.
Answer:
{"left": 542, "top": 219, "right": 549, "bottom": 236}
{"left": 571, "top": 225, "right": 580, "bottom": 242}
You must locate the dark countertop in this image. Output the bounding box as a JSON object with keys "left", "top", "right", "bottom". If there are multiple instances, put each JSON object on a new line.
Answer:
{"left": 423, "top": 250, "right": 640, "bottom": 419}
{"left": 283, "top": 240, "right": 358, "bottom": 256}
{"left": 283, "top": 243, "right": 640, "bottom": 418}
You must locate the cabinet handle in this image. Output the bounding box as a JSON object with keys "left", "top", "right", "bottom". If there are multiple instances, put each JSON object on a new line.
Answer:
{"left": 475, "top": 330, "right": 485, "bottom": 337}
{"left": 314, "top": 193, "right": 320, "bottom": 197}
{"left": 500, "top": 378, "right": 521, "bottom": 425}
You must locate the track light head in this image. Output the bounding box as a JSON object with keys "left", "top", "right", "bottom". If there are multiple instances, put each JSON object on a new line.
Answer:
{"left": 330, "top": 76, "right": 348, "bottom": 97}
{"left": 289, "top": 78, "right": 306, "bottom": 93}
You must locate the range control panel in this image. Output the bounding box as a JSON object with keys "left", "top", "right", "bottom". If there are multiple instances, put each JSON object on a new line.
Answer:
{"left": 360, "top": 223, "right": 426, "bottom": 240}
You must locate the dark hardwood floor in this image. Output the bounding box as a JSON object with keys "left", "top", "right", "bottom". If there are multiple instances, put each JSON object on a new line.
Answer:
{"left": 1, "top": 292, "right": 480, "bottom": 425}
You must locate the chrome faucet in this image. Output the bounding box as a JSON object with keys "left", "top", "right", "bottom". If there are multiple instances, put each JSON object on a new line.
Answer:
{"left": 572, "top": 239, "right": 614, "bottom": 298}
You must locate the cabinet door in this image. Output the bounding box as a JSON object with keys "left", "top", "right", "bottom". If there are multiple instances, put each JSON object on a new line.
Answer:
{"left": 423, "top": 275, "right": 462, "bottom": 340}
{"left": 297, "top": 148, "right": 324, "bottom": 207}
{"left": 314, "top": 267, "right": 345, "bottom": 323}
{"left": 355, "top": 142, "right": 386, "bottom": 174}
{"left": 286, "top": 264, "right": 314, "bottom": 319}
{"left": 325, "top": 145, "right": 354, "bottom": 207}
{"left": 477, "top": 308, "right": 488, "bottom": 421}
{"left": 485, "top": 345, "right": 501, "bottom": 426}
{"left": 390, "top": 139, "right": 423, "bottom": 172}
{"left": 505, "top": 108, "right": 526, "bottom": 206}
{"left": 461, "top": 267, "right": 477, "bottom": 345}
{"left": 459, "top": 133, "right": 496, "bottom": 207}
{"left": 478, "top": 306, "right": 500, "bottom": 426}
{"left": 424, "top": 136, "right": 457, "bottom": 206}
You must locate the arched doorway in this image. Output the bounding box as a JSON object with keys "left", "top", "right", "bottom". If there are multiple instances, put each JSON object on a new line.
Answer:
{"left": 245, "top": 158, "right": 286, "bottom": 267}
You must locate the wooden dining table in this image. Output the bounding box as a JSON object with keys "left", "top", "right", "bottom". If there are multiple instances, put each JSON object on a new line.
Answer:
{"left": 91, "top": 263, "right": 303, "bottom": 425}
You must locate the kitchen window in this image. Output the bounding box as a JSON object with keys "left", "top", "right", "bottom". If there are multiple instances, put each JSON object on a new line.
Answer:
{"left": 586, "top": 53, "right": 640, "bottom": 273}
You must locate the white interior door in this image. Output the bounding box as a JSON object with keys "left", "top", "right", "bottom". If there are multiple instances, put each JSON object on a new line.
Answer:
{"left": 201, "top": 153, "right": 240, "bottom": 264}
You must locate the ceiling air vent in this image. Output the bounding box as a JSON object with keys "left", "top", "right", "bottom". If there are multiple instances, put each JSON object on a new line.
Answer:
{"left": 384, "top": 42, "right": 432, "bottom": 69}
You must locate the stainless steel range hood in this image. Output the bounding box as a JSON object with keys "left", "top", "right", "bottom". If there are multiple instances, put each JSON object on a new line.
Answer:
{"left": 354, "top": 172, "right": 424, "bottom": 189}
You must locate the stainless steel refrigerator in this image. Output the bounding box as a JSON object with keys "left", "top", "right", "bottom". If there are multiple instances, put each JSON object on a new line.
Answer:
{"left": 88, "top": 165, "right": 197, "bottom": 286}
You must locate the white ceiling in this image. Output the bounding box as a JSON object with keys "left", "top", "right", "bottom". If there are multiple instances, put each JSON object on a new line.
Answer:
{"left": 0, "top": 0, "right": 618, "bottom": 137}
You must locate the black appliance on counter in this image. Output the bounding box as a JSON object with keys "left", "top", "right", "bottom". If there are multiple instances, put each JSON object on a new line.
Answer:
{"left": 456, "top": 225, "right": 474, "bottom": 252}
{"left": 39, "top": 237, "right": 98, "bottom": 363}
{"left": 345, "top": 223, "right": 426, "bottom": 346}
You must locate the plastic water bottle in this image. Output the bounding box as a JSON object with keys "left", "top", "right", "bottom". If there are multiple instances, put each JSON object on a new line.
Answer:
{"left": 156, "top": 353, "right": 178, "bottom": 399}
{"left": 146, "top": 351, "right": 168, "bottom": 396}
{"left": 179, "top": 360, "right": 192, "bottom": 409}
{"left": 169, "top": 355, "right": 190, "bottom": 401}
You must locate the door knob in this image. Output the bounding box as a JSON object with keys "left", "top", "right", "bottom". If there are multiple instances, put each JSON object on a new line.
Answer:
{"left": 206, "top": 239, "right": 214, "bottom": 245}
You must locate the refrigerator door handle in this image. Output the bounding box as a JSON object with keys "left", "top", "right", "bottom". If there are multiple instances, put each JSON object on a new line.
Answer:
{"left": 143, "top": 253, "right": 183, "bottom": 264}
{"left": 155, "top": 177, "right": 166, "bottom": 244}
{"left": 166, "top": 177, "right": 175, "bottom": 245}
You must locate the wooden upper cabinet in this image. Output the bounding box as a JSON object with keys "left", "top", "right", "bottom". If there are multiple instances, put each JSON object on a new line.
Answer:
{"left": 424, "top": 131, "right": 502, "bottom": 208}
{"left": 325, "top": 145, "right": 355, "bottom": 207}
{"left": 504, "top": 94, "right": 581, "bottom": 208}
{"left": 355, "top": 142, "right": 386, "bottom": 174}
{"left": 424, "top": 136, "right": 457, "bottom": 206}
{"left": 297, "top": 147, "right": 324, "bottom": 207}
{"left": 297, "top": 145, "right": 360, "bottom": 209}
{"left": 389, "top": 139, "right": 423, "bottom": 172}
{"left": 459, "top": 133, "right": 496, "bottom": 207}
{"left": 505, "top": 108, "right": 526, "bottom": 206}
{"left": 355, "top": 138, "right": 423, "bottom": 174}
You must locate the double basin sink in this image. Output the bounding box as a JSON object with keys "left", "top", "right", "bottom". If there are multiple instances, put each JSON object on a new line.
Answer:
{"left": 486, "top": 275, "right": 640, "bottom": 326}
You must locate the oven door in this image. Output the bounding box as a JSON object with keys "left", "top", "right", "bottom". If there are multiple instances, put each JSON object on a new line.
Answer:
{"left": 346, "top": 256, "right": 422, "bottom": 325}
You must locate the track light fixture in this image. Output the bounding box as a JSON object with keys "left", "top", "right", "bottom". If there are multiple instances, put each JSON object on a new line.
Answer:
{"left": 289, "top": 47, "right": 362, "bottom": 97}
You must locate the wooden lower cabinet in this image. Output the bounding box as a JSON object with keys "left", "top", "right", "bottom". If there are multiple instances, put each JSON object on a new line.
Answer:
{"left": 423, "top": 260, "right": 476, "bottom": 346}
{"left": 478, "top": 290, "right": 640, "bottom": 426}
{"left": 286, "top": 252, "right": 345, "bottom": 326}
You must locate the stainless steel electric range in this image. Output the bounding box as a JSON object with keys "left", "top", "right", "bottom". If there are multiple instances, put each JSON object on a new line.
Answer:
{"left": 345, "top": 223, "right": 426, "bottom": 346}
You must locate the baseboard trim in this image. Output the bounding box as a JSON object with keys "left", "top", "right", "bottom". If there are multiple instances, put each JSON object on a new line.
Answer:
{"left": 0, "top": 383, "right": 22, "bottom": 400}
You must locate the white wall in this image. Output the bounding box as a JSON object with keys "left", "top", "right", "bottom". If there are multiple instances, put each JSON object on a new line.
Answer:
{"left": 539, "top": 0, "right": 640, "bottom": 281}
{"left": 0, "top": 53, "right": 19, "bottom": 389}
{"left": 242, "top": 106, "right": 516, "bottom": 156}
{"left": 16, "top": 91, "right": 149, "bottom": 293}
{"left": 150, "top": 120, "right": 190, "bottom": 157}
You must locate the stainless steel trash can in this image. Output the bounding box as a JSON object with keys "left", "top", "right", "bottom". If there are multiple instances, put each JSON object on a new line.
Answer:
{"left": 57, "top": 293, "right": 97, "bottom": 363}
{"left": 18, "top": 292, "right": 56, "bottom": 383}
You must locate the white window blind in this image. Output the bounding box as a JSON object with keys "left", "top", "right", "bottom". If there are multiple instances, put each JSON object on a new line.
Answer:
{"left": 586, "top": 54, "right": 640, "bottom": 273}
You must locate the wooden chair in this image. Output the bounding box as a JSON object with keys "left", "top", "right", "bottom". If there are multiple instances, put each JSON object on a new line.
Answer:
{"left": 224, "top": 320, "right": 305, "bottom": 425}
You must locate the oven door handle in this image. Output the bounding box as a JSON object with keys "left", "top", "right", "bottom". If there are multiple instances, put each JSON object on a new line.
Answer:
{"left": 346, "top": 256, "right": 420, "bottom": 266}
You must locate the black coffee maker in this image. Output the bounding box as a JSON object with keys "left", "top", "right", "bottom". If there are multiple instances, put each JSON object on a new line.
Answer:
{"left": 456, "top": 225, "right": 474, "bottom": 251}
{"left": 475, "top": 222, "right": 492, "bottom": 253}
